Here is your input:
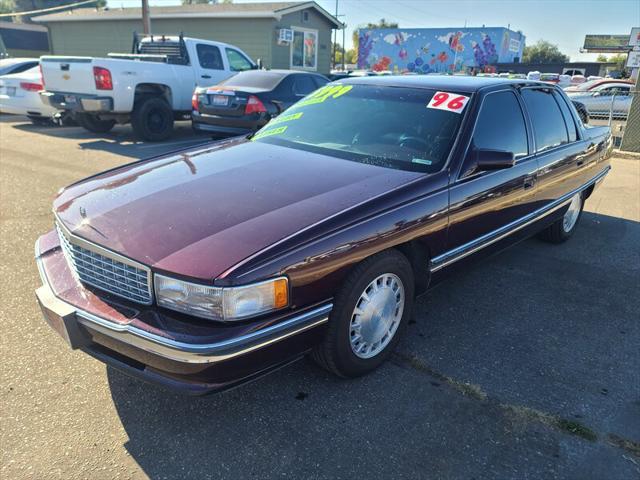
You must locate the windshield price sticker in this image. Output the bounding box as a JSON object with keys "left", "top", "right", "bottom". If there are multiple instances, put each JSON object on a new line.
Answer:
{"left": 427, "top": 92, "right": 470, "bottom": 114}
{"left": 295, "top": 85, "right": 353, "bottom": 108}
{"left": 269, "top": 111, "right": 303, "bottom": 125}
{"left": 251, "top": 125, "right": 288, "bottom": 141}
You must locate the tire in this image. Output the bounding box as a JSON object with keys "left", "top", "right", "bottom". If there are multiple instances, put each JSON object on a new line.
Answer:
{"left": 75, "top": 113, "right": 116, "bottom": 133}
{"left": 131, "top": 96, "right": 174, "bottom": 141}
{"left": 538, "top": 192, "right": 584, "bottom": 243}
{"left": 312, "top": 249, "right": 415, "bottom": 378}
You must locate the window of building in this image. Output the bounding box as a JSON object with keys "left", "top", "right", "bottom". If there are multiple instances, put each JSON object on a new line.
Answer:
{"left": 521, "top": 88, "right": 569, "bottom": 152}
{"left": 291, "top": 29, "right": 317, "bottom": 70}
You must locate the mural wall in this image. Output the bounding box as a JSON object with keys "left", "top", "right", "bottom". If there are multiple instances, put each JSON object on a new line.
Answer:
{"left": 357, "top": 27, "right": 525, "bottom": 73}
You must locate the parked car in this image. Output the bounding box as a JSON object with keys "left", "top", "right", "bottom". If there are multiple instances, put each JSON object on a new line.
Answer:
{"left": 570, "top": 82, "right": 633, "bottom": 120}
{"left": 192, "top": 70, "right": 329, "bottom": 136}
{"left": 0, "top": 66, "right": 58, "bottom": 124}
{"left": 570, "top": 75, "right": 586, "bottom": 85}
{"left": 564, "top": 78, "right": 634, "bottom": 94}
{"left": 35, "top": 76, "right": 612, "bottom": 395}
{"left": 39, "top": 34, "right": 256, "bottom": 141}
{"left": 0, "top": 58, "right": 39, "bottom": 76}
{"left": 540, "top": 73, "right": 560, "bottom": 84}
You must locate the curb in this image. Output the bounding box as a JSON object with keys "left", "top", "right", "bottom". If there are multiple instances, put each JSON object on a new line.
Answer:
{"left": 612, "top": 149, "right": 640, "bottom": 160}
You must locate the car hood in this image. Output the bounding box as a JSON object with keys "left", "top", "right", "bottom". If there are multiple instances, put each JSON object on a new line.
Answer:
{"left": 54, "top": 139, "right": 423, "bottom": 281}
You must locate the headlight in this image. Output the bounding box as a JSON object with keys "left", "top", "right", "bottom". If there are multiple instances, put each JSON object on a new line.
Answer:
{"left": 154, "top": 274, "right": 288, "bottom": 322}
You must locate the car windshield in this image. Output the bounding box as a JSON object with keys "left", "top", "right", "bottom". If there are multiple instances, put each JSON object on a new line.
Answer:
{"left": 252, "top": 84, "right": 467, "bottom": 173}
{"left": 219, "top": 71, "right": 285, "bottom": 90}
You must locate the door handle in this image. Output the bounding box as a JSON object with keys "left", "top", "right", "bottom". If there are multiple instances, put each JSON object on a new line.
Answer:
{"left": 523, "top": 175, "right": 536, "bottom": 190}
{"left": 201, "top": 74, "right": 211, "bottom": 79}
{"left": 577, "top": 159, "right": 585, "bottom": 167}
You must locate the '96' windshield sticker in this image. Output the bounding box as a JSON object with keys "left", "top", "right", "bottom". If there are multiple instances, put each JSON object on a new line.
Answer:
{"left": 427, "top": 92, "right": 470, "bottom": 114}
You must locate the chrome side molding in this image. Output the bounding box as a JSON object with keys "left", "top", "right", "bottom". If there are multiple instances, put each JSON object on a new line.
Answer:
{"left": 430, "top": 166, "right": 611, "bottom": 272}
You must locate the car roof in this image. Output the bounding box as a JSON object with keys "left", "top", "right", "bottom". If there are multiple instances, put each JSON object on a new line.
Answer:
{"left": 336, "top": 75, "right": 544, "bottom": 93}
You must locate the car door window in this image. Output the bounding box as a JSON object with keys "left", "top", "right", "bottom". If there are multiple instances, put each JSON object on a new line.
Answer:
{"left": 196, "top": 44, "right": 223, "bottom": 70}
{"left": 521, "top": 88, "right": 569, "bottom": 153}
{"left": 226, "top": 49, "right": 253, "bottom": 72}
{"left": 292, "top": 75, "right": 317, "bottom": 96}
{"left": 312, "top": 75, "right": 329, "bottom": 88}
{"left": 553, "top": 92, "right": 578, "bottom": 142}
{"left": 471, "top": 90, "right": 528, "bottom": 160}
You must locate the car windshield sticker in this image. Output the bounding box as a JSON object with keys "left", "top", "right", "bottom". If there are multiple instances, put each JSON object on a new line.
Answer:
{"left": 412, "top": 158, "right": 432, "bottom": 166}
{"left": 294, "top": 85, "right": 353, "bottom": 108}
{"left": 251, "top": 125, "right": 288, "bottom": 140}
{"left": 269, "top": 111, "right": 303, "bottom": 125}
{"left": 427, "top": 91, "right": 470, "bottom": 114}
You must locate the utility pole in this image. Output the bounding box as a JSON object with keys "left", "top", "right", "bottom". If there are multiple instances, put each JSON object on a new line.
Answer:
{"left": 342, "top": 22, "right": 346, "bottom": 71}
{"left": 141, "top": 0, "right": 151, "bottom": 34}
{"left": 332, "top": 0, "right": 338, "bottom": 70}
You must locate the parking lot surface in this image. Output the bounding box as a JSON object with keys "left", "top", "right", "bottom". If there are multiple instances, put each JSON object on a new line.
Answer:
{"left": 1, "top": 116, "right": 639, "bottom": 479}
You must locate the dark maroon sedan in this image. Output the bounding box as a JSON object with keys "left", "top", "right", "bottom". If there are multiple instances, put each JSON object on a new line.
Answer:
{"left": 35, "top": 76, "right": 613, "bottom": 394}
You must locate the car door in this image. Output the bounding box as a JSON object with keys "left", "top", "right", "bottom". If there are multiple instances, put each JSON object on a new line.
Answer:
{"left": 272, "top": 74, "right": 319, "bottom": 110}
{"left": 439, "top": 88, "right": 538, "bottom": 269}
{"left": 532, "top": 88, "right": 602, "bottom": 209}
{"left": 194, "top": 43, "right": 229, "bottom": 87}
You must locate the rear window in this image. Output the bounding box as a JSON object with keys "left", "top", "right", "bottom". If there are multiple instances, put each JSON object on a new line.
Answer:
{"left": 521, "top": 88, "right": 569, "bottom": 152}
{"left": 220, "top": 71, "right": 286, "bottom": 90}
{"left": 252, "top": 84, "right": 467, "bottom": 173}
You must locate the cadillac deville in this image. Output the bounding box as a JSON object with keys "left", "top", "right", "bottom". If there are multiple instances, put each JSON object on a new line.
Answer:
{"left": 35, "top": 76, "right": 613, "bottom": 394}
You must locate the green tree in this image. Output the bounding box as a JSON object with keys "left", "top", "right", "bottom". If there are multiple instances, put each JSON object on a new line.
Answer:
{"left": 352, "top": 18, "right": 398, "bottom": 51}
{"left": 0, "top": 0, "right": 15, "bottom": 15}
{"left": 332, "top": 44, "right": 357, "bottom": 66}
{"left": 522, "top": 40, "right": 569, "bottom": 64}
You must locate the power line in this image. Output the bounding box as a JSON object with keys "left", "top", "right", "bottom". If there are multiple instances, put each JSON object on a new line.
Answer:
{"left": 0, "top": 0, "right": 99, "bottom": 18}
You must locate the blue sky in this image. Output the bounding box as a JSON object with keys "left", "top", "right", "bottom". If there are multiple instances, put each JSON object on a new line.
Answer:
{"left": 106, "top": 0, "right": 639, "bottom": 61}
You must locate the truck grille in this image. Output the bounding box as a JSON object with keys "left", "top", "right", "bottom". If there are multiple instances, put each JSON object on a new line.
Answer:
{"left": 56, "top": 222, "right": 153, "bottom": 305}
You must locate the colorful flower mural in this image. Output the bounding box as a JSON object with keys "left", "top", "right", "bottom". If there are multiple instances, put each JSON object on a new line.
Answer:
{"left": 357, "top": 27, "right": 525, "bottom": 73}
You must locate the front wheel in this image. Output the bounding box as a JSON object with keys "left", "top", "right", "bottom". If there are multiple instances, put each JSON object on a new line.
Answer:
{"left": 312, "top": 250, "right": 415, "bottom": 378}
{"left": 538, "top": 192, "right": 584, "bottom": 243}
{"left": 75, "top": 113, "right": 116, "bottom": 133}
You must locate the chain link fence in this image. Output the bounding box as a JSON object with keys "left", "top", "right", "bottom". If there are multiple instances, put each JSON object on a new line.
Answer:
{"left": 568, "top": 74, "right": 640, "bottom": 152}
{"left": 571, "top": 87, "right": 639, "bottom": 151}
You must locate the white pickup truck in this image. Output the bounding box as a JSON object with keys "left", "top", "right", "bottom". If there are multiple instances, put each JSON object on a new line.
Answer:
{"left": 40, "top": 35, "right": 256, "bottom": 141}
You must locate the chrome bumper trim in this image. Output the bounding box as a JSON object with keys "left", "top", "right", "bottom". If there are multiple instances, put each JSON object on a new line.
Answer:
{"left": 35, "top": 240, "right": 331, "bottom": 364}
{"left": 430, "top": 165, "right": 611, "bottom": 272}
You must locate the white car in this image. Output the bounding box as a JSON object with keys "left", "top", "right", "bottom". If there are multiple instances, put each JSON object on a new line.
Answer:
{"left": 0, "top": 58, "right": 39, "bottom": 76}
{"left": 39, "top": 34, "right": 255, "bottom": 141}
{"left": 0, "top": 66, "right": 58, "bottom": 123}
{"left": 526, "top": 71, "right": 541, "bottom": 81}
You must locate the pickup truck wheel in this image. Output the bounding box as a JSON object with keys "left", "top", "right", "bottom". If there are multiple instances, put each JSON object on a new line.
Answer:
{"left": 312, "top": 250, "right": 414, "bottom": 378}
{"left": 75, "top": 113, "right": 116, "bottom": 133}
{"left": 131, "top": 96, "right": 174, "bottom": 142}
{"left": 539, "top": 192, "right": 584, "bottom": 243}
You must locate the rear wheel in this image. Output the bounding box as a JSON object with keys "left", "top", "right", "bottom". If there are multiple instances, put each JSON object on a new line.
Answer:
{"left": 538, "top": 192, "right": 584, "bottom": 243}
{"left": 75, "top": 113, "right": 116, "bottom": 133}
{"left": 131, "top": 96, "right": 174, "bottom": 141}
{"left": 312, "top": 250, "right": 414, "bottom": 378}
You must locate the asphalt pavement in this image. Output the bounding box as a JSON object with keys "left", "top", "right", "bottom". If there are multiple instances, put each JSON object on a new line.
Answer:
{"left": 1, "top": 115, "right": 638, "bottom": 479}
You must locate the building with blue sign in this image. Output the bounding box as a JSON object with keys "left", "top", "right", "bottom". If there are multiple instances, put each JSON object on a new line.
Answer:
{"left": 357, "top": 27, "right": 525, "bottom": 73}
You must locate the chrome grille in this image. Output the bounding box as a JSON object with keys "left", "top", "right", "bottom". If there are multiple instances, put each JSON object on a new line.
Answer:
{"left": 56, "top": 223, "right": 152, "bottom": 304}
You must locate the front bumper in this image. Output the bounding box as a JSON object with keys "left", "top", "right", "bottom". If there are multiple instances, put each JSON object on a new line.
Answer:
{"left": 40, "top": 91, "right": 113, "bottom": 113}
{"left": 35, "top": 235, "right": 331, "bottom": 394}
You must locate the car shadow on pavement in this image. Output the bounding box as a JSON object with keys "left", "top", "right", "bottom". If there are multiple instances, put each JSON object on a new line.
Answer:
{"left": 5, "top": 115, "right": 212, "bottom": 159}
{"left": 106, "top": 211, "right": 639, "bottom": 480}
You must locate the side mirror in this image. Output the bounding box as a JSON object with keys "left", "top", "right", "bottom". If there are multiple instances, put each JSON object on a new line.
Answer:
{"left": 471, "top": 149, "right": 515, "bottom": 171}
{"left": 592, "top": 91, "right": 601, "bottom": 97}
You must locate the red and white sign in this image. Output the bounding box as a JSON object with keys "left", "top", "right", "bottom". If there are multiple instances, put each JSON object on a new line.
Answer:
{"left": 427, "top": 91, "right": 470, "bottom": 114}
